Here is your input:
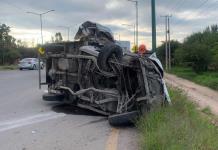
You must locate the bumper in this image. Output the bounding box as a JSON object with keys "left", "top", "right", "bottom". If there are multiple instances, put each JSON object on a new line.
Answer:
{"left": 43, "top": 93, "right": 65, "bottom": 101}
{"left": 18, "top": 64, "right": 33, "bottom": 69}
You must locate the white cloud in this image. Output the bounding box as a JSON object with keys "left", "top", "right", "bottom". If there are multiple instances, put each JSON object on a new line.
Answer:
{"left": 105, "top": 0, "right": 123, "bottom": 10}
{"left": 175, "top": 11, "right": 208, "bottom": 21}
{"left": 1, "top": 0, "right": 218, "bottom": 48}
{"left": 11, "top": 28, "right": 53, "bottom": 46}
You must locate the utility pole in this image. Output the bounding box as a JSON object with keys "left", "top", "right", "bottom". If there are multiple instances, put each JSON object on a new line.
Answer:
{"left": 133, "top": 24, "right": 136, "bottom": 45}
{"left": 122, "top": 24, "right": 136, "bottom": 45}
{"left": 161, "top": 15, "right": 168, "bottom": 70}
{"left": 128, "top": 0, "right": 138, "bottom": 47}
{"left": 168, "top": 16, "right": 171, "bottom": 70}
{"left": 136, "top": 0, "right": 138, "bottom": 47}
{"left": 151, "top": 0, "right": 156, "bottom": 51}
{"left": 161, "top": 15, "right": 172, "bottom": 71}
{"left": 114, "top": 33, "right": 121, "bottom": 42}
{"left": 27, "top": 10, "right": 55, "bottom": 89}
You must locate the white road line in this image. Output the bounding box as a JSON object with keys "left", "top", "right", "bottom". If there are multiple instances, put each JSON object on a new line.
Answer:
{"left": 0, "top": 112, "right": 66, "bottom": 132}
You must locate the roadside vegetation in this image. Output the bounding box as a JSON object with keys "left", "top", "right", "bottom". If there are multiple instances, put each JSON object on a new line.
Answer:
{"left": 0, "top": 65, "right": 17, "bottom": 70}
{"left": 157, "top": 25, "right": 218, "bottom": 90}
{"left": 0, "top": 24, "right": 37, "bottom": 67}
{"left": 0, "top": 23, "right": 64, "bottom": 69}
{"left": 137, "top": 88, "right": 218, "bottom": 150}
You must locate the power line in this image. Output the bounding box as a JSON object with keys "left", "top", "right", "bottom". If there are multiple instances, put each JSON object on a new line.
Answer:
{"left": 172, "top": 0, "right": 217, "bottom": 35}
{"left": 174, "top": 1, "right": 218, "bottom": 36}
{"left": 169, "top": 0, "right": 180, "bottom": 12}
{"left": 170, "top": 0, "right": 186, "bottom": 14}
{"left": 0, "top": 1, "right": 26, "bottom": 13}
{"left": 172, "top": 0, "right": 209, "bottom": 28}
{"left": 194, "top": 0, "right": 209, "bottom": 10}
{"left": 193, "top": 1, "right": 218, "bottom": 20}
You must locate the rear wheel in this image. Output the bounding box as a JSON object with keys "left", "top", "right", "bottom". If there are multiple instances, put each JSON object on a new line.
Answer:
{"left": 33, "top": 65, "right": 36, "bottom": 70}
{"left": 41, "top": 64, "right": 44, "bottom": 70}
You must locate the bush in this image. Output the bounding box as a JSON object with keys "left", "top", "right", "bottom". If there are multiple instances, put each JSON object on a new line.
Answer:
{"left": 18, "top": 47, "right": 37, "bottom": 59}
{"left": 4, "top": 49, "right": 21, "bottom": 64}
{"left": 0, "top": 48, "right": 37, "bottom": 65}
{"left": 185, "top": 43, "right": 212, "bottom": 72}
{"left": 158, "top": 24, "right": 218, "bottom": 73}
{"left": 137, "top": 88, "right": 218, "bottom": 150}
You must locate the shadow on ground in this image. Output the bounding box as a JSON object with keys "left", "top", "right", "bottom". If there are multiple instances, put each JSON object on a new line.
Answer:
{"left": 51, "top": 103, "right": 137, "bottom": 127}
{"left": 52, "top": 104, "right": 104, "bottom": 117}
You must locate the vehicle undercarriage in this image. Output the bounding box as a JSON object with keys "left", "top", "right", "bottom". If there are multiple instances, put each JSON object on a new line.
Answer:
{"left": 42, "top": 21, "right": 170, "bottom": 125}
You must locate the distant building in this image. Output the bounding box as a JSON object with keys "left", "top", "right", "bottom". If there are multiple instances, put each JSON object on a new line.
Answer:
{"left": 115, "top": 41, "right": 131, "bottom": 53}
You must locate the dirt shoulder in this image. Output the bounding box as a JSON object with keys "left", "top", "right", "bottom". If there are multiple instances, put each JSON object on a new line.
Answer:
{"left": 165, "top": 73, "right": 218, "bottom": 115}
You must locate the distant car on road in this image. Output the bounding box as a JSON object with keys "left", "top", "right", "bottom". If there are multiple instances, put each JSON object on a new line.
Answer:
{"left": 18, "top": 58, "right": 44, "bottom": 70}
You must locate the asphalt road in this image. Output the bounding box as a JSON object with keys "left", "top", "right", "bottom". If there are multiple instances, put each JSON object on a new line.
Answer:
{"left": 0, "top": 70, "right": 138, "bottom": 150}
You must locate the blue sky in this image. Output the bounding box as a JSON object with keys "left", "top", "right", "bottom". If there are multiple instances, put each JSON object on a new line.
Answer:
{"left": 0, "top": 0, "right": 217, "bottom": 48}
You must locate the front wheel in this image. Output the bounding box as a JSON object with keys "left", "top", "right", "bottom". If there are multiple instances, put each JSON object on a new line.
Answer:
{"left": 41, "top": 64, "right": 44, "bottom": 70}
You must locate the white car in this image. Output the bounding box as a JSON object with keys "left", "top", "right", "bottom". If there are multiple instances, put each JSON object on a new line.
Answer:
{"left": 18, "top": 58, "right": 44, "bottom": 70}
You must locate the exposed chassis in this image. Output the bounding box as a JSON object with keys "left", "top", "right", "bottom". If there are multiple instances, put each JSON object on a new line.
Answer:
{"left": 42, "top": 21, "right": 170, "bottom": 125}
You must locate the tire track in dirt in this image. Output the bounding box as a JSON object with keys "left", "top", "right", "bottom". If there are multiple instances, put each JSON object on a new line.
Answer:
{"left": 165, "top": 73, "right": 218, "bottom": 115}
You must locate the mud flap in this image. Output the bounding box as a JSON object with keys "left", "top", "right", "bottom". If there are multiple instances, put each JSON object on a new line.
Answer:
{"left": 108, "top": 111, "right": 139, "bottom": 126}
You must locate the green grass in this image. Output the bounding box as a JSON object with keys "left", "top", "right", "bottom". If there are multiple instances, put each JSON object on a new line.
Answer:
{"left": 137, "top": 88, "right": 218, "bottom": 150}
{"left": 202, "top": 107, "right": 213, "bottom": 116}
{"left": 0, "top": 65, "right": 17, "bottom": 70}
{"left": 169, "top": 67, "right": 218, "bottom": 91}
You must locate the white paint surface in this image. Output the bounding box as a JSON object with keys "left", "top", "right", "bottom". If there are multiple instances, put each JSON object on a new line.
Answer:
{"left": 0, "top": 112, "right": 66, "bottom": 132}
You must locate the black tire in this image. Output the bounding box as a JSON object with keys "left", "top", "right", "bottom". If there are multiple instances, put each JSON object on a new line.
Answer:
{"left": 19, "top": 68, "right": 23, "bottom": 70}
{"left": 108, "top": 111, "right": 139, "bottom": 126}
{"left": 41, "top": 64, "right": 44, "bottom": 70}
{"left": 33, "top": 65, "right": 36, "bottom": 70}
{"left": 97, "top": 44, "right": 123, "bottom": 71}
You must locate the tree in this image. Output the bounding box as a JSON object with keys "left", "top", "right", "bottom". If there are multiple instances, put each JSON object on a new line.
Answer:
{"left": 0, "top": 24, "right": 16, "bottom": 65}
{"left": 183, "top": 43, "right": 211, "bottom": 72}
{"left": 0, "top": 24, "right": 37, "bottom": 65}
{"left": 55, "top": 32, "right": 63, "bottom": 42}
{"left": 172, "top": 25, "right": 218, "bottom": 72}
{"left": 210, "top": 43, "right": 218, "bottom": 69}
{"left": 156, "top": 40, "right": 181, "bottom": 67}
{"left": 0, "top": 24, "right": 16, "bottom": 49}
{"left": 51, "top": 36, "right": 55, "bottom": 43}
{"left": 4, "top": 49, "right": 20, "bottom": 64}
